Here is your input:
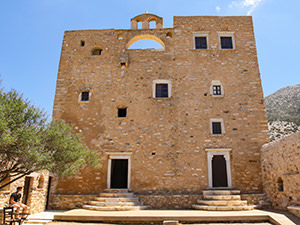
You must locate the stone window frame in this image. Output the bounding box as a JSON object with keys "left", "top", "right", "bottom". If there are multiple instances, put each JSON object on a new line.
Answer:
{"left": 210, "top": 118, "right": 225, "bottom": 135}
{"left": 218, "top": 32, "right": 235, "bottom": 49}
{"left": 193, "top": 32, "right": 209, "bottom": 50}
{"left": 152, "top": 79, "right": 172, "bottom": 99}
{"left": 205, "top": 148, "right": 232, "bottom": 188}
{"left": 106, "top": 152, "right": 132, "bottom": 189}
{"left": 210, "top": 80, "right": 224, "bottom": 98}
{"left": 78, "top": 89, "right": 91, "bottom": 103}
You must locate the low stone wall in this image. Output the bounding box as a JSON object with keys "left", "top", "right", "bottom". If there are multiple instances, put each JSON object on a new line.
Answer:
{"left": 261, "top": 130, "right": 300, "bottom": 210}
{"left": 49, "top": 194, "right": 96, "bottom": 210}
{"left": 0, "top": 171, "right": 49, "bottom": 215}
{"left": 241, "top": 193, "right": 270, "bottom": 207}
{"left": 288, "top": 206, "right": 300, "bottom": 218}
{"left": 136, "top": 194, "right": 202, "bottom": 209}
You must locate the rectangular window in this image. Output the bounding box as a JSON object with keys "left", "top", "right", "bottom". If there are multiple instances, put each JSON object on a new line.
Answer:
{"left": 81, "top": 91, "right": 89, "bottom": 101}
{"left": 195, "top": 37, "right": 207, "bottom": 49}
{"left": 156, "top": 84, "right": 168, "bottom": 98}
{"left": 212, "top": 122, "right": 222, "bottom": 134}
{"left": 220, "top": 37, "right": 233, "bottom": 49}
{"left": 118, "top": 107, "right": 127, "bottom": 118}
{"left": 213, "top": 85, "right": 221, "bottom": 95}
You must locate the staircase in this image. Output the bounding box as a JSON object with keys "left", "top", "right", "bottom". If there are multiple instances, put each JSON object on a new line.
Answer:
{"left": 83, "top": 189, "right": 148, "bottom": 211}
{"left": 193, "top": 189, "right": 254, "bottom": 211}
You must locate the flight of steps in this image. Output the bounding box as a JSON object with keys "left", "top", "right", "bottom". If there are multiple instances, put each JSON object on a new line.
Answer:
{"left": 83, "top": 189, "right": 148, "bottom": 211}
{"left": 193, "top": 189, "right": 254, "bottom": 211}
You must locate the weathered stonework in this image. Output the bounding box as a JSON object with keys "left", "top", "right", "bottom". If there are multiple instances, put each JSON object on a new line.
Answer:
{"left": 261, "top": 130, "right": 300, "bottom": 209}
{"left": 0, "top": 170, "right": 49, "bottom": 218}
{"left": 51, "top": 13, "right": 269, "bottom": 209}
{"left": 49, "top": 194, "right": 96, "bottom": 210}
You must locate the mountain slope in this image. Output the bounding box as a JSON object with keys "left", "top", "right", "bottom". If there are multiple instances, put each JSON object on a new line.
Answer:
{"left": 265, "top": 84, "right": 300, "bottom": 125}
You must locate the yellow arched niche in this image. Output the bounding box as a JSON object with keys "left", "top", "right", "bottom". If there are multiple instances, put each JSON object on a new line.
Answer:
{"left": 126, "top": 35, "right": 165, "bottom": 49}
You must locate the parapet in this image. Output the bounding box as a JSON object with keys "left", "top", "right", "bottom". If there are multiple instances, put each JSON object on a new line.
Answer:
{"left": 131, "top": 12, "right": 163, "bottom": 29}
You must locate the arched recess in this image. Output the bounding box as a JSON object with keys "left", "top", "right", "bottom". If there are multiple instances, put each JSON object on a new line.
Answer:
{"left": 126, "top": 35, "right": 165, "bottom": 50}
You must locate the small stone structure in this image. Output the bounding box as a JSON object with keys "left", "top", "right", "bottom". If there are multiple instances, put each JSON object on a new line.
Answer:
{"left": 50, "top": 12, "right": 269, "bottom": 209}
{"left": 261, "top": 130, "right": 300, "bottom": 209}
{"left": 0, "top": 171, "right": 50, "bottom": 221}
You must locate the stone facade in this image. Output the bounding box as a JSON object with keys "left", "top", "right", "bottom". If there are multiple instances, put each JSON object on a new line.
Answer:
{"left": 0, "top": 171, "right": 49, "bottom": 221}
{"left": 261, "top": 130, "right": 300, "bottom": 209}
{"left": 51, "top": 13, "right": 269, "bottom": 209}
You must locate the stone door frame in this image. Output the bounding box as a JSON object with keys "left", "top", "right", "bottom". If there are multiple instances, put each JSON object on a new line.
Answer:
{"left": 106, "top": 152, "right": 132, "bottom": 189}
{"left": 205, "top": 148, "right": 232, "bottom": 188}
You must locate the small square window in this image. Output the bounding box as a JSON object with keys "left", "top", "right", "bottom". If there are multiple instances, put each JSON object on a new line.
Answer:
{"left": 195, "top": 37, "right": 207, "bottom": 49}
{"left": 118, "top": 107, "right": 127, "bottom": 118}
{"left": 213, "top": 85, "right": 221, "bottom": 95}
{"left": 156, "top": 84, "right": 168, "bottom": 98}
{"left": 220, "top": 37, "right": 233, "bottom": 49}
{"left": 81, "top": 91, "right": 89, "bottom": 101}
{"left": 80, "top": 40, "right": 85, "bottom": 47}
{"left": 212, "top": 122, "right": 222, "bottom": 134}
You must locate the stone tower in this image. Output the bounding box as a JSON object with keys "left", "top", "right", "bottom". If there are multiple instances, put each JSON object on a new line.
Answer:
{"left": 51, "top": 13, "right": 269, "bottom": 209}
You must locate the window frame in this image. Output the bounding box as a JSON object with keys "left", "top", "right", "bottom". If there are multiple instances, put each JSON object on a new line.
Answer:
{"left": 78, "top": 90, "right": 91, "bottom": 103}
{"left": 193, "top": 32, "right": 209, "bottom": 50}
{"left": 218, "top": 32, "right": 235, "bottom": 49}
{"left": 210, "top": 118, "right": 225, "bottom": 135}
{"left": 210, "top": 80, "right": 224, "bottom": 97}
{"left": 152, "top": 80, "right": 172, "bottom": 99}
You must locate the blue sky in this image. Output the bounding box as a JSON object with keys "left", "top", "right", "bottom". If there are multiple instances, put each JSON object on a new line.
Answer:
{"left": 0, "top": 0, "right": 299, "bottom": 118}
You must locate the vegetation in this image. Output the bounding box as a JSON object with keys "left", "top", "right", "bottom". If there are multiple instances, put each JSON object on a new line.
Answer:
{"left": 0, "top": 89, "right": 99, "bottom": 190}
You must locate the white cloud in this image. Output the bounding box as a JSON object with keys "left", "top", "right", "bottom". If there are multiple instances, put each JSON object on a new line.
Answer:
{"left": 229, "top": 0, "right": 263, "bottom": 15}
{"left": 216, "top": 6, "right": 221, "bottom": 12}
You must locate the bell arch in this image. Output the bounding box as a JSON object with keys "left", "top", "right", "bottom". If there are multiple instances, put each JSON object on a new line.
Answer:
{"left": 126, "top": 35, "right": 165, "bottom": 49}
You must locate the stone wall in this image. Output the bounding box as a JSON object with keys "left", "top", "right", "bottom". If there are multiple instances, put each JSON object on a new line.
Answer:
{"left": 261, "top": 130, "right": 300, "bottom": 209}
{"left": 138, "top": 194, "right": 202, "bottom": 209}
{"left": 0, "top": 171, "right": 49, "bottom": 214}
{"left": 49, "top": 194, "right": 96, "bottom": 210}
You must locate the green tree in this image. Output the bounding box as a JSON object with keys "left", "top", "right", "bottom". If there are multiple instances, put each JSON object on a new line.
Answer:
{"left": 0, "top": 89, "right": 99, "bottom": 190}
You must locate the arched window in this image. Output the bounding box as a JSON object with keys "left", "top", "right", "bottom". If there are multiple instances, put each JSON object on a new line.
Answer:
{"left": 37, "top": 175, "right": 44, "bottom": 189}
{"left": 0, "top": 174, "right": 10, "bottom": 191}
{"left": 137, "top": 21, "right": 142, "bottom": 29}
{"left": 149, "top": 20, "right": 156, "bottom": 29}
{"left": 127, "top": 35, "right": 165, "bottom": 50}
{"left": 91, "top": 46, "right": 102, "bottom": 56}
{"left": 277, "top": 177, "right": 284, "bottom": 192}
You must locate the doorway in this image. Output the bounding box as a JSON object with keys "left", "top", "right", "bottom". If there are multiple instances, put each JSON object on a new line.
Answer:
{"left": 45, "top": 176, "right": 53, "bottom": 210}
{"left": 110, "top": 159, "right": 128, "bottom": 188}
{"left": 212, "top": 155, "right": 228, "bottom": 187}
{"left": 206, "top": 149, "right": 232, "bottom": 188}
{"left": 22, "top": 177, "right": 32, "bottom": 205}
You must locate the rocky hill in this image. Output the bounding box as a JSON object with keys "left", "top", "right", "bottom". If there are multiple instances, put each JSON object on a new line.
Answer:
{"left": 265, "top": 84, "right": 300, "bottom": 125}
{"left": 265, "top": 84, "right": 300, "bottom": 141}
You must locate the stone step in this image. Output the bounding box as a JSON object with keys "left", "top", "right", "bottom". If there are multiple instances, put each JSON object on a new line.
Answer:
{"left": 197, "top": 199, "right": 248, "bottom": 206}
{"left": 203, "top": 195, "right": 241, "bottom": 201}
{"left": 89, "top": 200, "right": 140, "bottom": 207}
{"left": 24, "top": 219, "right": 52, "bottom": 224}
{"left": 192, "top": 204, "right": 254, "bottom": 211}
{"left": 104, "top": 189, "right": 129, "bottom": 193}
{"left": 82, "top": 204, "right": 148, "bottom": 211}
{"left": 203, "top": 190, "right": 240, "bottom": 196}
{"left": 99, "top": 192, "right": 134, "bottom": 198}
{"left": 94, "top": 197, "right": 139, "bottom": 202}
